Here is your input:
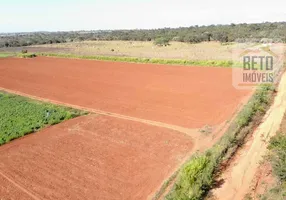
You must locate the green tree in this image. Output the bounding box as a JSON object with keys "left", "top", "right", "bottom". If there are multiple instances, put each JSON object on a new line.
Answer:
{"left": 153, "top": 37, "right": 170, "bottom": 46}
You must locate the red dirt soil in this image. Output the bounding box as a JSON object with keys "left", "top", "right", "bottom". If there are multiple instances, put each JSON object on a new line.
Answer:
{"left": 0, "top": 115, "right": 193, "bottom": 200}
{"left": 0, "top": 57, "right": 251, "bottom": 128}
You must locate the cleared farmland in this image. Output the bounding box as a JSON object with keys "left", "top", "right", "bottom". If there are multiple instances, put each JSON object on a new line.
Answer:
{"left": 0, "top": 56, "right": 253, "bottom": 199}
{"left": 0, "top": 57, "right": 251, "bottom": 129}
{"left": 0, "top": 115, "right": 193, "bottom": 200}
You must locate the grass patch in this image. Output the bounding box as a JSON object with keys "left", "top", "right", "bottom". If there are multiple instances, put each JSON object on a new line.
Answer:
{"left": 0, "top": 52, "right": 14, "bottom": 58}
{"left": 0, "top": 92, "right": 87, "bottom": 146}
{"left": 17, "top": 53, "right": 37, "bottom": 58}
{"left": 36, "top": 52, "right": 236, "bottom": 68}
{"left": 258, "top": 132, "right": 286, "bottom": 200}
{"left": 165, "top": 84, "right": 275, "bottom": 200}
{"left": 153, "top": 171, "right": 180, "bottom": 200}
{"left": 258, "top": 183, "right": 286, "bottom": 200}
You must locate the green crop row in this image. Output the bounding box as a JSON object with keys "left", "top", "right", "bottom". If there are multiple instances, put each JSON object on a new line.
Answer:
{"left": 36, "top": 52, "right": 236, "bottom": 68}
{"left": 165, "top": 84, "right": 275, "bottom": 200}
{"left": 0, "top": 92, "right": 87, "bottom": 146}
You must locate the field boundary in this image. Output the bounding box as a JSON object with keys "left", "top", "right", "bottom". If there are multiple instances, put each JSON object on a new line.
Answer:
{"left": 35, "top": 52, "right": 236, "bottom": 68}
{"left": 163, "top": 83, "right": 276, "bottom": 200}
{"left": 0, "top": 87, "right": 196, "bottom": 136}
{"left": 152, "top": 93, "right": 250, "bottom": 200}
{"left": 0, "top": 52, "right": 16, "bottom": 58}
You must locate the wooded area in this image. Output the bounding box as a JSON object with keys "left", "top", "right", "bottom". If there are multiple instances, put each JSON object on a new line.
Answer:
{"left": 1, "top": 22, "right": 286, "bottom": 48}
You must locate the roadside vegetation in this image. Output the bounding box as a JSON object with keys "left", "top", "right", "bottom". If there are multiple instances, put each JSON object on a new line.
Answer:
{"left": 37, "top": 52, "right": 235, "bottom": 67}
{"left": 0, "top": 92, "right": 87, "bottom": 146}
{"left": 165, "top": 84, "right": 275, "bottom": 200}
{"left": 258, "top": 132, "right": 286, "bottom": 200}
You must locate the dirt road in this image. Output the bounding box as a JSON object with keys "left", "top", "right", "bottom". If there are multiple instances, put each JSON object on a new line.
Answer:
{"left": 211, "top": 72, "right": 286, "bottom": 200}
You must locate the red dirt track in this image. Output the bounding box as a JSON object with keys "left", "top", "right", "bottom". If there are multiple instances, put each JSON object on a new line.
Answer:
{"left": 0, "top": 57, "right": 251, "bottom": 128}
{"left": 0, "top": 115, "right": 193, "bottom": 200}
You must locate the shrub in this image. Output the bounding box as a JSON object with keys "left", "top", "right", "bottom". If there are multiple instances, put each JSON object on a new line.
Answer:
{"left": 18, "top": 53, "right": 37, "bottom": 58}
{"left": 167, "top": 155, "right": 213, "bottom": 200}
{"left": 154, "top": 37, "right": 170, "bottom": 46}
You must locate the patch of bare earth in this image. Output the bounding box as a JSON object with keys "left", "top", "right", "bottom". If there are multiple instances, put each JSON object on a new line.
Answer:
{"left": 0, "top": 56, "right": 252, "bottom": 199}
{"left": 0, "top": 57, "right": 251, "bottom": 129}
{"left": 0, "top": 115, "right": 194, "bottom": 200}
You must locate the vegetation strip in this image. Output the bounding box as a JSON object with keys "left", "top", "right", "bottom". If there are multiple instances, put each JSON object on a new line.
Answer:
{"left": 165, "top": 84, "right": 275, "bottom": 200}
{"left": 0, "top": 92, "right": 87, "bottom": 146}
{"left": 17, "top": 52, "right": 37, "bottom": 58}
{"left": 259, "top": 132, "right": 286, "bottom": 199}
{"left": 36, "top": 52, "right": 235, "bottom": 67}
{"left": 0, "top": 52, "right": 14, "bottom": 58}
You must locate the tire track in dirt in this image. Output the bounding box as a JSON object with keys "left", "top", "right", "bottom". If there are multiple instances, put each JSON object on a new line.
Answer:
{"left": 0, "top": 170, "right": 40, "bottom": 200}
{"left": 210, "top": 72, "right": 286, "bottom": 200}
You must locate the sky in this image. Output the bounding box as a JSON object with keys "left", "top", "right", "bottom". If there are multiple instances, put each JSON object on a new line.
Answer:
{"left": 1, "top": 0, "right": 286, "bottom": 33}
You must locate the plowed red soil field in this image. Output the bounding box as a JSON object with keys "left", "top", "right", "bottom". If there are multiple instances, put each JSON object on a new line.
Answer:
{"left": 0, "top": 57, "right": 251, "bottom": 128}
{"left": 0, "top": 115, "right": 193, "bottom": 200}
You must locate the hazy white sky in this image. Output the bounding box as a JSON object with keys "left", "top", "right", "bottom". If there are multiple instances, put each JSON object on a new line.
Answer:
{"left": 1, "top": 0, "right": 286, "bottom": 32}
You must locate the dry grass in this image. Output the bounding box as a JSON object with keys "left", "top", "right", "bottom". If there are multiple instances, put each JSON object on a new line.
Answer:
{"left": 32, "top": 41, "right": 234, "bottom": 60}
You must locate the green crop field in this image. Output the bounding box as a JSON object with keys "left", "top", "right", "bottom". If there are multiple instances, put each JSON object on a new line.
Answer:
{"left": 0, "top": 92, "right": 87, "bottom": 146}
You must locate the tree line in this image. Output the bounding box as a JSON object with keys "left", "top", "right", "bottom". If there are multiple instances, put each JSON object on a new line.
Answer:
{"left": 1, "top": 22, "right": 286, "bottom": 48}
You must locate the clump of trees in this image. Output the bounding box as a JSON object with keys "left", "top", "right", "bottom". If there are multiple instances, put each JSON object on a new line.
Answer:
{"left": 154, "top": 37, "right": 170, "bottom": 46}
{"left": 1, "top": 22, "right": 286, "bottom": 48}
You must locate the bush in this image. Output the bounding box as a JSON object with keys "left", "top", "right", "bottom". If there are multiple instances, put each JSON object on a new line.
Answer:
{"left": 18, "top": 53, "right": 37, "bottom": 58}
{"left": 154, "top": 37, "right": 170, "bottom": 46}
{"left": 167, "top": 155, "right": 213, "bottom": 200}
